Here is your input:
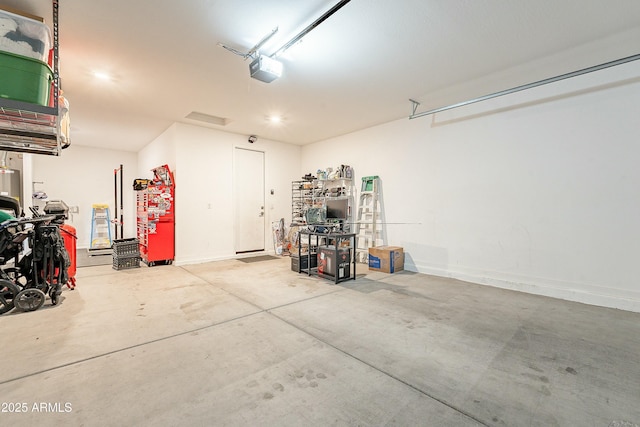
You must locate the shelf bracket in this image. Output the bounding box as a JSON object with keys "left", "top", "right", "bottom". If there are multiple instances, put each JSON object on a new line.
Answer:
{"left": 409, "top": 99, "right": 421, "bottom": 116}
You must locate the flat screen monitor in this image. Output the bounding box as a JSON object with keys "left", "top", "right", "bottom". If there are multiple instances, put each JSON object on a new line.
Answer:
{"left": 325, "top": 198, "right": 349, "bottom": 220}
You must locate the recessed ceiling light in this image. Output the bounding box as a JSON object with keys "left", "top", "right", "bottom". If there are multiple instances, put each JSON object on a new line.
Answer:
{"left": 269, "top": 115, "right": 282, "bottom": 124}
{"left": 93, "top": 71, "right": 111, "bottom": 81}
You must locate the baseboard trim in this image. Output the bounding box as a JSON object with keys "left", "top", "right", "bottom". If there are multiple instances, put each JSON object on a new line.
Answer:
{"left": 407, "top": 262, "right": 640, "bottom": 313}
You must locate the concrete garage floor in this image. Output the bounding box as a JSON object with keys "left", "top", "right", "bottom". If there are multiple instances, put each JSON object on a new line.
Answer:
{"left": 1, "top": 256, "right": 639, "bottom": 427}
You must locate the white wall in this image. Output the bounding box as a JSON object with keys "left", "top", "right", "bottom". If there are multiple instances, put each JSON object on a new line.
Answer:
{"left": 138, "top": 124, "right": 177, "bottom": 176}
{"left": 139, "top": 123, "right": 301, "bottom": 265}
{"left": 0, "top": 151, "right": 25, "bottom": 206}
{"left": 31, "top": 145, "right": 138, "bottom": 248}
{"left": 302, "top": 60, "right": 640, "bottom": 312}
{"left": 173, "top": 123, "right": 234, "bottom": 264}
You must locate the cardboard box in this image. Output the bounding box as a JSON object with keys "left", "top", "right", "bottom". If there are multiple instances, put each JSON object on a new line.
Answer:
{"left": 368, "top": 246, "right": 404, "bottom": 273}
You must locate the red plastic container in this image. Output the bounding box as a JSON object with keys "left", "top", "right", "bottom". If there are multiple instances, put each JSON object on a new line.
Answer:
{"left": 60, "top": 224, "right": 77, "bottom": 289}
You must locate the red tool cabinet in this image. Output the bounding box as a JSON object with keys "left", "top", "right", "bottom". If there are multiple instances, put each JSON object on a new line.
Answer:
{"left": 136, "top": 165, "right": 175, "bottom": 266}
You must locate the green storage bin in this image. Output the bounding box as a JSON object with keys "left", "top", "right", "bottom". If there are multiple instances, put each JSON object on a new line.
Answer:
{"left": 0, "top": 50, "right": 53, "bottom": 106}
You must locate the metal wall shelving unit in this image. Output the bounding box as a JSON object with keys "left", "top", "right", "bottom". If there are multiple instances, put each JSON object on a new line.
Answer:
{"left": 291, "top": 177, "right": 354, "bottom": 228}
{"left": 291, "top": 180, "right": 307, "bottom": 225}
{"left": 0, "top": 0, "right": 61, "bottom": 156}
{"left": 319, "top": 177, "right": 354, "bottom": 232}
{"left": 0, "top": 99, "right": 59, "bottom": 155}
{"left": 291, "top": 179, "right": 324, "bottom": 226}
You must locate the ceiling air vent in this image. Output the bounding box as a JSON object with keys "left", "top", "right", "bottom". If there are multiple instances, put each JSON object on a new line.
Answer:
{"left": 185, "top": 112, "right": 229, "bottom": 126}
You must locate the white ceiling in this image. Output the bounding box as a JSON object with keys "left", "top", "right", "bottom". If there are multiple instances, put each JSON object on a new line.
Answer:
{"left": 2, "top": 0, "right": 640, "bottom": 152}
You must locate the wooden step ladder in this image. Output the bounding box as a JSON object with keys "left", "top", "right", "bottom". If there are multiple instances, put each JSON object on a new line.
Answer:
{"left": 355, "top": 176, "right": 382, "bottom": 263}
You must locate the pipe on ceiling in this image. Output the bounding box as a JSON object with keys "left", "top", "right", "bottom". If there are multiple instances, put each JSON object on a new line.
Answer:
{"left": 409, "top": 53, "right": 640, "bottom": 119}
{"left": 271, "top": 0, "right": 351, "bottom": 58}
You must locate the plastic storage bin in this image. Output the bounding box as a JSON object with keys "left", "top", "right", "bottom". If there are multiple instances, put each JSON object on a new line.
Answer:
{"left": 0, "top": 9, "right": 52, "bottom": 62}
{"left": 113, "top": 255, "right": 141, "bottom": 271}
{"left": 112, "top": 238, "right": 141, "bottom": 271}
{"left": 0, "top": 50, "right": 53, "bottom": 105}
{"left": 113, "top": 238, "right": 141, "bottom": 257}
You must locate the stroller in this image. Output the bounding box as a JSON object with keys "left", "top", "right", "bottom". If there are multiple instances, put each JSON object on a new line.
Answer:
{"left": 0, "top": 196, "right": 70, "bottom": 315}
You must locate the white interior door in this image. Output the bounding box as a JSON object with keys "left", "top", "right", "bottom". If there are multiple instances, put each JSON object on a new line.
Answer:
{"left": 234, "top": 148, "right": 265, "bottom": 253}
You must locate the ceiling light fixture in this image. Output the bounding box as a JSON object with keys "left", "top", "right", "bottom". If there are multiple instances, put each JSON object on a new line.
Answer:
{"left": 270, "top": 0, "right": 352, "bottom": 59}
{"left": 252, "top": 0, "right": 350, "bottom": 83}
{"left": 218, "top": 27, "right": 284, "bottom": 83}
{"left": 217, "top": 0, "right": 351, "bottom": 83}
{"left": 93, "top": 71, "right": 111, "bottom": 81}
